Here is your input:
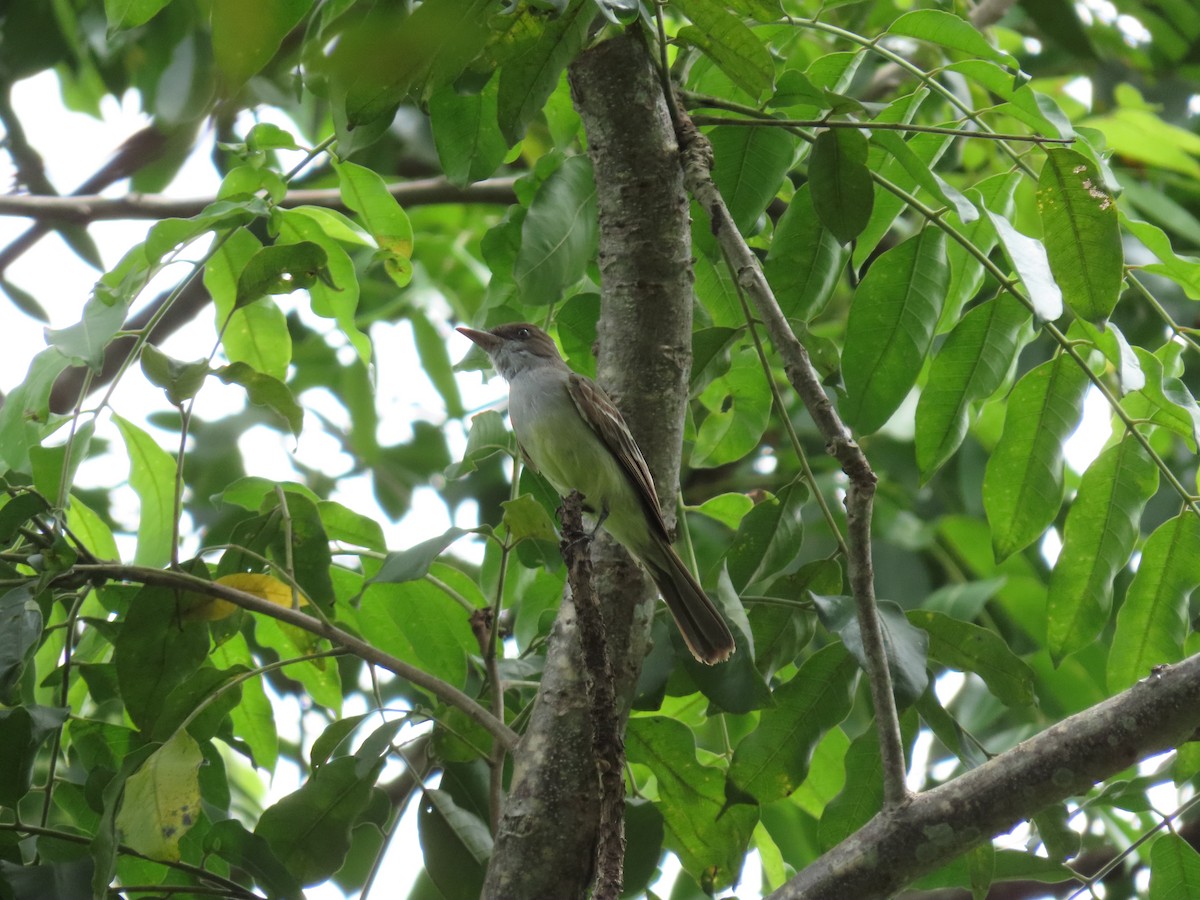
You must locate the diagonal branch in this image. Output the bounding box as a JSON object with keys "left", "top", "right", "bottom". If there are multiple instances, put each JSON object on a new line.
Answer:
{"left": 768, "top": 653, "right": 1200, "bottom": 899}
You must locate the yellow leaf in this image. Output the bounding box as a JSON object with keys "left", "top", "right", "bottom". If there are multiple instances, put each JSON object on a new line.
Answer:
{"left": 180, "top": 573, "right": 299, "bottom": 622}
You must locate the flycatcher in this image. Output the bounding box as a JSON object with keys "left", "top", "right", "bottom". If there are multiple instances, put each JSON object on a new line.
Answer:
{"left": 458, "top": 322, "right": 735, "bottom": 664}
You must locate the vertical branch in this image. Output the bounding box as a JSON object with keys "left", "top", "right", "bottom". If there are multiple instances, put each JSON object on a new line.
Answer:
{"left": 559, "top": 492, "right": 625, "bottom": 900}
{"left": 672, "top": 112, "right": 911, "bottom": 807}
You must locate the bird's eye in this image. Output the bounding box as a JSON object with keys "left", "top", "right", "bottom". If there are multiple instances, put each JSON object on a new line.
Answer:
{"left": 517, "top": 327, "right": 530, "bottom": 339}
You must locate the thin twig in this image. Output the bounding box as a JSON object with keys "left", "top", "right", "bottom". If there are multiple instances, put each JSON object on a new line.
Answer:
{"left": 689, "top": 114, "right": 1072, "bottom": 144}
{"left": 672, "top": 110, "right": 911, "bottom": 808}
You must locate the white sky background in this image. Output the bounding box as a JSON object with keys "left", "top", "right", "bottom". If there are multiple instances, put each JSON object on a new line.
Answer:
{"left": 0, "top": 60, "right": 1123, "bottom": 898}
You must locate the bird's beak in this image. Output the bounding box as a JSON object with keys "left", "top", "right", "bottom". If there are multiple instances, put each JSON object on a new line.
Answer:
{"left": 456, "top": 326, "right": 502, "bottom": 354}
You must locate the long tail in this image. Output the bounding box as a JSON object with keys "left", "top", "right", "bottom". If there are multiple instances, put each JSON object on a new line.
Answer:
{"left": 641, "top": 536, "right": 735, "bottom": 665}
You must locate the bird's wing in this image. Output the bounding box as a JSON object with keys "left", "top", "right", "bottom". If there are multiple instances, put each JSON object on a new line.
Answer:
{"left": 567, "top": 372, "right": 672, "bottom": 542}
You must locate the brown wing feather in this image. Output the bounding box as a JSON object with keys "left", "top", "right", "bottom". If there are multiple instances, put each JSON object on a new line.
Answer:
{"left": 567, "top": 373, "right": 672, "bottom": 542}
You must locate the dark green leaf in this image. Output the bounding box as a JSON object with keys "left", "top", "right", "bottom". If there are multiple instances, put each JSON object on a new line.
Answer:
{"left": 0, "top": 587, "right": 41, "bottom": 705}
{"left": 625, "top": 716, "right": 758, "bottom": 890}
{"left": 1108, "top": 513, "right": 1200, "bottom": 692}
{"left": 1037, "top": 148, "right": 1123, "bottom": 322}
{"left": 764, "top": 183, "right": 847, "bottom": 322}
{"left": 205, "top": 819, "right": 305, "bottom": 899}
{"left": 941, "top": 172, "right": 1020, "bottom": 330}
{"left": 725, "top": 481, "right": 805, "bottom": 592}
{"left": 983, "top": 355, "right": 1089, "bottom": 561}
{"left": 429, "top": 77, "right": 508, "bottom": 187}
{"left": 842, "top": 228, "right": 949, "bottom": 434}
{"left": 692, "top": 348, "right": 772, "bottom": 468}
{"left": 235, "top": 241, "right": 331, "bottom": 308}
{"left": 371, "top": 527, "right": 469, "bottom": 584}
{"left": 104, "top": 0, "right": 171, "bottom": 31}
{"left": 812, "top": 595, "right": 929, "bottom": 707}
{"left": 418, "top": 789, "right": 493, "bottom": 899}
{"left": 809, "top": 128, "right": 874, "bottom": 243}
{"left": 215, "top": 362, "right": 305, "bottom": 437}
{"left": 0, "top": 705, "right": 68, "bottom": 806}
{"left": 709, "top": 126, "right": 797, "bottom": 234}
{"left": 43, "top": 297, "right": 128, "bottom": 370}
{"left": 255, "top": 756, "right": 380, "bottom": 887}
{"left": 1047, "top": 436, "right": 1159, "bottom": 663}
{"left": 916, "top": 294, "right": 1033, "bottom": 479}
{"left": 675, "top": 0, "right": 774, "bottom": 100}
{"left": 909, "top": 609, "right": 1036, "bottom": 707}
{"left": 114, "top": 586, "right": 210, "bottom": 734}
{"left": 140, "top": 344, "right": 210, "bottom": 406}
{"left": 496, "top": 1, "right": 593, "bottom": 144}
{"left": 513, "top": 156, "right": 597, "bottom": 306}
{"left": 728, "top": 643, "right": 857, "bottom": 804}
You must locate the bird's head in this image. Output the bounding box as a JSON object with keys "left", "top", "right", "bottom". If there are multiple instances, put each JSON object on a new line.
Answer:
{"left": 457, "top": 323, "right": 563, "bottom": 381}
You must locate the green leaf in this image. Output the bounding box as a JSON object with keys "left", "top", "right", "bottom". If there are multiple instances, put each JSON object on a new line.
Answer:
{"left": 812, "top": 596, "right": 929, "bottom": 707}
{"left": 43, "top": 296, "right": 128, "bottom": 370}
{"left": 235, "top": 241, "right": 332, "bottom": 307}
{"left": 105, "top": 0, "right": 171, "bottom": 31}
{"left": 1036, "top": 148, "right": 1123, "bottom": 321}
{"left": 0, "top": 705, "right": 68, "bottom": 806}
{"left": 513, "top": 156, "right": 597, "bottom": 306}
{"left": 372, "top": 527, "right": 469, "bottom": 583}
{"left": 0, "top": 587, "right": 43, "bottom": 705}
{"left": 255, "top": 756, "right": 380, "bottom": 887}
{"left": 204, "top": 820, "right": 303, "bottom": 899}
{"left": 888, "top": 10, "right": 1016, "bottom": 66}
{"left": 211, "top": 0, "right": 310, "bottom": 89}
{"left": 691, "top": 348, "right": 772, "bottom": 468}
{"left": 983, "top": 356, "right": 1089, "bottom": 561}
{"left": 764, "top": 183, "right": 846, "bottom": 321}
{"left": 205, "top": 227, "right": 294, "bottom": 380}
{"left": 446, "top": 410, "right": 515, "bottom": 479}
{"left": 984, "top": 207, "right": 1064, "bottom": 321}
{"left": 334, "top": 160, "right": 414, "bottom": 287}
{"left": 916, "top": 295, "right": 1033, "bottom": 479}
{"left": 675, "top": 0, "right": 774, "bottom": 100}
{"left": 1047, "top": 436, "right": 1159, "bottom": 663}
{"left": 114, "top": 414, "right": 177, "bottom": 568}
{"left": 1122, "top": 215, "right": 1200, "bottom": 300}
{"left": 1124, "top": 345, "right": 1200, "bottom": 450}
{"left": 114, "top": 586, "right": 210, "bottom": 734}
{"left": 215, "top": 362, "right": 304, "bottom": 437}
{"left": 709, "top": 126, "right": 796, "bottom": 235}
{"left": 0, "top": 348, "right": 71, "bottom": 473}
{"left": 1108, "top": 513, "right": 1200, "bottom": 692}
{"left": 808, "top": 128, "right": 874, "bottom": 243}
{"left": 908, "top": 609, "right": 1036, "bottom": 707}
{"left": 496, "top": 2, "right": 593, "bottom": 144}
{"left": 728, "top": 643, "right": 857, "bottom": 804}
{"left": 870, "top": 129, "right": 978, "bottom": 224}
{"left": 418, "top": 789, "right": 493, "bottom": 899}
{"left": 273, "top": 208, "right": 370, "bottom": 362}
{"left": 115, "top": 732, "right": 203, "bottom": 862}
{"left": 941, "top": 172, "right": 1020, "bottom": 330}
{"left": 140, "top": 345, "right": 209, "bottom": 406}
{"left": 625, "top": 716, "right": 758, "bottom": 890}
{"left": 429, "top": 77, "right": 508, "bottom": 187}
{"left": 725, "top": 482, "right": 805, "bottom": 592}
{"left": 356, "top": 580, "right": 475, "bottom": 687}
{"left": 842, "top": 228, "right": 949, "bottom": 434}
{"left": 1151, "top": 832, "right": 1200, "bottom": 900}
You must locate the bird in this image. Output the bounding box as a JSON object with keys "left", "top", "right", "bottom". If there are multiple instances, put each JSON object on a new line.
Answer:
{"left": 457, "top": 322, "right": 735, "bottom": 664}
